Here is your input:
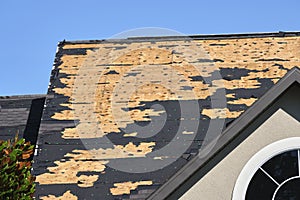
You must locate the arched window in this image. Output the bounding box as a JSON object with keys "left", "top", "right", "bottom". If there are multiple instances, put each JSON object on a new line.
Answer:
{"left": 232, "top": 137, "right": 300, "bottom": 200}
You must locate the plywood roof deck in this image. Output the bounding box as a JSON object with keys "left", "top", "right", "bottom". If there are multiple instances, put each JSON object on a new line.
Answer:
{"left": 33, "top": 31, "right": 300, "bottom": 199}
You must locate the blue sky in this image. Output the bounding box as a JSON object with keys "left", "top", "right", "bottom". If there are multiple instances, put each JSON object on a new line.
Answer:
{"left": 0, "top": 0, "right": 299, "bottom": 95}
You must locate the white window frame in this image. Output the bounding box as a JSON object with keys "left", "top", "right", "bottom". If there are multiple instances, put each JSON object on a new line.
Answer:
{"left": 232, "top": 137, "right": 300, "bottom": 200}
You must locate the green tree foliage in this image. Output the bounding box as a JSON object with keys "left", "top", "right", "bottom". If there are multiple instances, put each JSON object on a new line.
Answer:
{"left": 0, "top": 136, "right": 35, "bottom": 199}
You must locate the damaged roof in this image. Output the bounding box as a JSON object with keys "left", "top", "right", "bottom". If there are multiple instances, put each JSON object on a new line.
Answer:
{"left": 149, "top": 67, "right": 300, "bottom": 199}
{"left": 32, "top": 31, "right": 300, "bottom": 199}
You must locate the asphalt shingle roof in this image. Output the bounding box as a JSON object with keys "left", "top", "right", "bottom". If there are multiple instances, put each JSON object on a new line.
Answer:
{"left": 32, "top": 31, "right": 300, "bottom": 199}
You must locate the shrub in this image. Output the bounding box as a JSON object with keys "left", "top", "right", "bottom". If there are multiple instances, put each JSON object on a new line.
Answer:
{"left": 0, "top": 135, "right": 35, "bottom": 199}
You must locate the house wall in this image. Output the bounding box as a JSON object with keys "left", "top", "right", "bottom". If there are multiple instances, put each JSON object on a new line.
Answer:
{"left": 180, "top": 109, "right": 300, "bottom": 200}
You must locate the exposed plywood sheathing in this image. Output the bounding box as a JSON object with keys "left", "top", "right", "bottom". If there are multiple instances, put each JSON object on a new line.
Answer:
{"left": 52, "top": 37, "right": 300, "bottom": 136}
{"left": 227, "top": 98, "right": 257, "bottom": 106}
{"left": 202, "top": 108, "right": 244, "bottom": 119}
{"left": 40, "top": 190, "right": 78, "bottom": 200}
{"left": 64, "top": 142, "right": 155, "bottom": 160}
{"left": 36, "top": 160, "right": 107, "bottom": 186}
{"left": 52, "top": 41, "right": 220, "bottom": 137}
{"left": 110, "top": 181, "right": 153, "bottom": 195}
{"left": 34, "top": 34, "right": 300, "bottom": 199}
{"left": 51, "top": 110, "right": 74, "bottom": 120}
{"left": 182, "top": 131, "right": 194, "bottom": 135}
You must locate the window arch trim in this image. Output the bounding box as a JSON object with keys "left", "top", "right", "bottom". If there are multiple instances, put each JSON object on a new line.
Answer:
{"left": 232, "top": 137, "right": 300, "bottom": 200}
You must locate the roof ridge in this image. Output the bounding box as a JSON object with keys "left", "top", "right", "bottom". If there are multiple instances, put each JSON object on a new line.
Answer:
{"left": 60, "top": 31, "right": 300, "bottom": 44}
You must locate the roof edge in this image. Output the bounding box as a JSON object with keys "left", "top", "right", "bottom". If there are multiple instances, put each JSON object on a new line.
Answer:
{"left": 59, "top": 31, "right": 300, "bottom": 45}
{"left": 0, "top": 94, "right": 46, "bottom": 101}
{"left": 147, "top": 67, "right": 300, "bottom": 200}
